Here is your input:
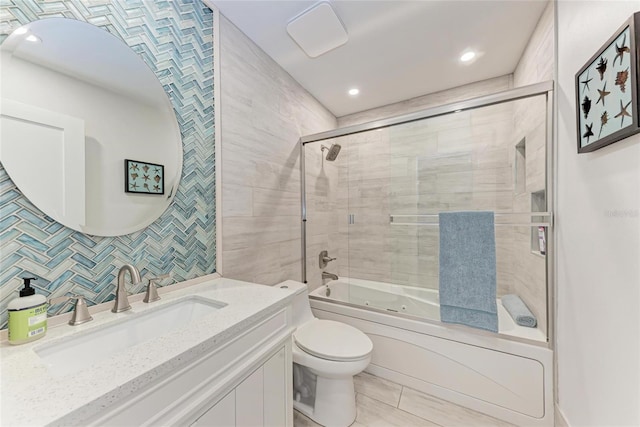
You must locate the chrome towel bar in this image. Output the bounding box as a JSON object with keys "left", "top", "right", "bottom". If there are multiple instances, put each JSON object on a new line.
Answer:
{"left": 389, "top": 212, "right": 553, "bottom": 227}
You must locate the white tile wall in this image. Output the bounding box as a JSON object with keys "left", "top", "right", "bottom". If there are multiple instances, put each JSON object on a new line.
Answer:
{"left": 513, "top": 1, "right": 555, "bottom": 88}
{"left": 219, "top": 16, "right": 337, "bottom": 284}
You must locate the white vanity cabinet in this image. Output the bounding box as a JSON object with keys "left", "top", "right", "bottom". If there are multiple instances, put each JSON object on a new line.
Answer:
{"left": 194, "top": 347, "right": 288, "bottom": 427}
{"left": 0, "top": 278, "right": 297, "bottom": 427}
{"left": 80, "top": 309, "right": 293, "bottom": 427}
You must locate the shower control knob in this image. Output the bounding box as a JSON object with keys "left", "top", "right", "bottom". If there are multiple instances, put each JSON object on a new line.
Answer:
{"left": 319, "top": 250, "right": 336, "bottom": 268}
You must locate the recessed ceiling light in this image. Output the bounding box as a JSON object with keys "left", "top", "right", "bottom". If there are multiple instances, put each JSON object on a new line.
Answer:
{"left": 460, "top": 51, "right": 476, "bottom": 62}
{"left": 348, "top": 88, "right": 359, "bottom": 96}
{"left": 25, "top": 34, "right": 41, "bottom": 43}
{"left": 14, "top": 27, "right": 28, "bottom": 35}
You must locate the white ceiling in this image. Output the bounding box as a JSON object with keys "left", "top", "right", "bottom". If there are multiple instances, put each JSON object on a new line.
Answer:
{"left": 213, "top": 0, "right": 548, "bottom": 117}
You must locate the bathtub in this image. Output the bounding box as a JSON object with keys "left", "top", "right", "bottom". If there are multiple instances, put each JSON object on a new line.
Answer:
{"left": 313, "top": 277, "right": 546, "bottom": 342}
{"left": 309, "top": 277, "right": 553, "bottom": 427}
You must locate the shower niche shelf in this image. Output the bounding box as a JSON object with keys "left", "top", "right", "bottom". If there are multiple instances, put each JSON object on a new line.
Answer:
{"left": 530, "top": 190, "right": 546, "bottom": 256}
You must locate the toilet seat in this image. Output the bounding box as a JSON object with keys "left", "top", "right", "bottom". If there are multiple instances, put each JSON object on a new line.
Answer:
{"left": 294, "top": 319, "right": 373, "bottom": 362}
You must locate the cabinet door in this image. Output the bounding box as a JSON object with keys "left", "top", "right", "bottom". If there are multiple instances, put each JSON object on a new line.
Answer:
{"left": 192, "top": 391, "right": 235, "bottom": 427}
{"left": 263, "top": 348, "right": 287, "bottom": 427}
{"left": 236, "top": 366, "right": 264, "bottom": 426}
{"left": 192, "top": 345, "right": 288, "bottom": 427}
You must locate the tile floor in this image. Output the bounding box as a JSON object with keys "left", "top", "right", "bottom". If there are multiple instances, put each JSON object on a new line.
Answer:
{"left": 293, "top": 372, "right": 516, "bottom": 427}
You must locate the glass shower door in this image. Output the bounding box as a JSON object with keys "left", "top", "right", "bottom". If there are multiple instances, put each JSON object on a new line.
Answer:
{"left": 304, "top": 89, "right": 550, "bottom": 341}
{"left": 344, "top": 119, "right": 438, "bottom": 318}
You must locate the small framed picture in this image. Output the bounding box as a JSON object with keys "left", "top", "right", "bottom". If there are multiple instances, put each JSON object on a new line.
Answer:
{"left": 575, "top": 12, "right": 639, "bottom": 153}
{"left": 124, "top": 159, "right": 164, "bottom": 195}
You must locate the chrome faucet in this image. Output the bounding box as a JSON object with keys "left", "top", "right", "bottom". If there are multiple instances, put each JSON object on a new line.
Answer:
{"left": 322, "top": 272, "right": 338, "bottom": 281}
{"left": 112, "top": 264, "right": 141, "bottom": 313}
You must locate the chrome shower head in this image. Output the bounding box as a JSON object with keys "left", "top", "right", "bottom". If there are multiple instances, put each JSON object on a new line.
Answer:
{"left": 321, "top": 143, "right": 341, "bottom": 161}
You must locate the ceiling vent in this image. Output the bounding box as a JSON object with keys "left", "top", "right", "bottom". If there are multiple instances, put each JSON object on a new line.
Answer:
{"left": 286, "top": 2, "right": 348, "bottom": 58}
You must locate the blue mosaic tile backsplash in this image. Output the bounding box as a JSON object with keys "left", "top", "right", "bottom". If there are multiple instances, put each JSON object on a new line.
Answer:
{"left": 0, "top": 0, "right": 215, "bottom": 328}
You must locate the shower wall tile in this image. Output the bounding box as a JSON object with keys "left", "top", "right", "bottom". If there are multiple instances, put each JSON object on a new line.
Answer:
{"left": 417, "top": 193, "right": 470, "bottom": 212}
{"left": 436, "top": 128, "right": 475, "bottom": 154}
{"left": 222, "top": 216, "right": 299, "bottom": 252}
{"left": 473, "top": 168, "right": 513, "bottom": 192}
{"left": 472, "top": 147, "right": 510, "bottom": 169}
{"left": 524, "top": 123, "right": 547, "bottom": 191}
{"left": 223, "top": 242, "right": 283, "bottom": 283}
{"left": 471, "top": 122, "right": 516, "bottom": 149}
{"left": 436, "top": 171, "right": 474, "bottom": 193}
{"left": 222, "top": 184, "right": 253, "bottom": 217}
{"left": 513, "top": 1, "right": 554, "bottom": 87}
{"left": 424, "top": 153, "right": 473, "bottom": 174}
{"left": 0, "top": 0, "right": 215, "bottom": 328}
{"left": 252, "top": 188, "right": 300, "bottom": 217}
{"left": 219, "top": 15, "right": 337, "bottom": 286}
{"left": 472, "top": 191, "right": 515, "bottom": 211}
{"left": 470, "top": 101, "right": 515, "bottom": 125}
{"left": 513, "top": 90, "right": 548, "bottom": 134}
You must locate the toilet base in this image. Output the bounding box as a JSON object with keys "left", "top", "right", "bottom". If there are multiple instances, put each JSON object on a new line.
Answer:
{"left": 294, "top": 375, "right": 356, "bottom": 427}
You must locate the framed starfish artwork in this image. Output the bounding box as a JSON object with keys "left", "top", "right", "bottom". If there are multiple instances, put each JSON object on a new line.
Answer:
{"left": 124, "top": 159, "right": 165, "bottom": 195}
{"left": 575, "top": 12, "right": 639, "bottom": 153}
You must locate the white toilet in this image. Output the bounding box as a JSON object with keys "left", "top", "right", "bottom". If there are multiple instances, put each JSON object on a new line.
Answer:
{"left": 280, "top": 280, "right": 373, "bottom": 427}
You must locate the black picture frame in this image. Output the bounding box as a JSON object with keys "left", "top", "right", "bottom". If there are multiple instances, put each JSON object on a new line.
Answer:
{"left": 575, "top": 12, "right": 640, "bottom": 153}
{"left": 124, "top": 159, "right": 165, "bottom": 195}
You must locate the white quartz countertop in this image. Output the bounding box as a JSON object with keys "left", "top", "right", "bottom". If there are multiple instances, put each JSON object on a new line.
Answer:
{"left": 0, "top": 275, "right": 296, "bottom": 426}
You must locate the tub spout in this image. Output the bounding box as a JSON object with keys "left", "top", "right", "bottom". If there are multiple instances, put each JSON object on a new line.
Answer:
{"left": 322, "top": 272, "right": 338, "bottom": 281}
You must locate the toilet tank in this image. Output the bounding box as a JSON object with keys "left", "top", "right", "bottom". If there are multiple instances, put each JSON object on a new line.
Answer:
{"left": 277, "top": 280, "right": 314, "bottom": 327}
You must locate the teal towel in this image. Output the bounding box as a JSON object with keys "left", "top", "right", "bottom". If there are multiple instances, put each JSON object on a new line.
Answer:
{"left": 439, "top": 211, "right": 498, "bottom": 333}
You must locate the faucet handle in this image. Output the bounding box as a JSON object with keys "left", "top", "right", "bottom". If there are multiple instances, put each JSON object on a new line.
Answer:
{"left": 48, "top": 294, "right": 93, "bottom": 325}
{"left": 143, "top": 274, "right": 172, "bottom": 303}
{"left": 319, "top": 250, "right": 337, "bottom": 268}
{"left": 68, "top": 295, "right": 93, "bottom": 326}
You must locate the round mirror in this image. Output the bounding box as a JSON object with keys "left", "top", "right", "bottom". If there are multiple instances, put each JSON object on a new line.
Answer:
{"left": 0, "top": 18, "right": 182, "bottom": 236}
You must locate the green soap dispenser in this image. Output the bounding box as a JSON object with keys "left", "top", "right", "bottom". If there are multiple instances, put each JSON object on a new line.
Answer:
{"left": 8, "top": 277, "right": 48, "bottom": 345}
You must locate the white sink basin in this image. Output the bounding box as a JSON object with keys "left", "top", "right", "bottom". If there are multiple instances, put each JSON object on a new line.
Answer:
{"left": 35, "top": 296, "right": 226, "bottom": 376}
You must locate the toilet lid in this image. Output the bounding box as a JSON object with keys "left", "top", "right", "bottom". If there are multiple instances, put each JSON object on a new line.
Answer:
{"left": 294, "top": 319, "right": 373, "bottom": 362}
